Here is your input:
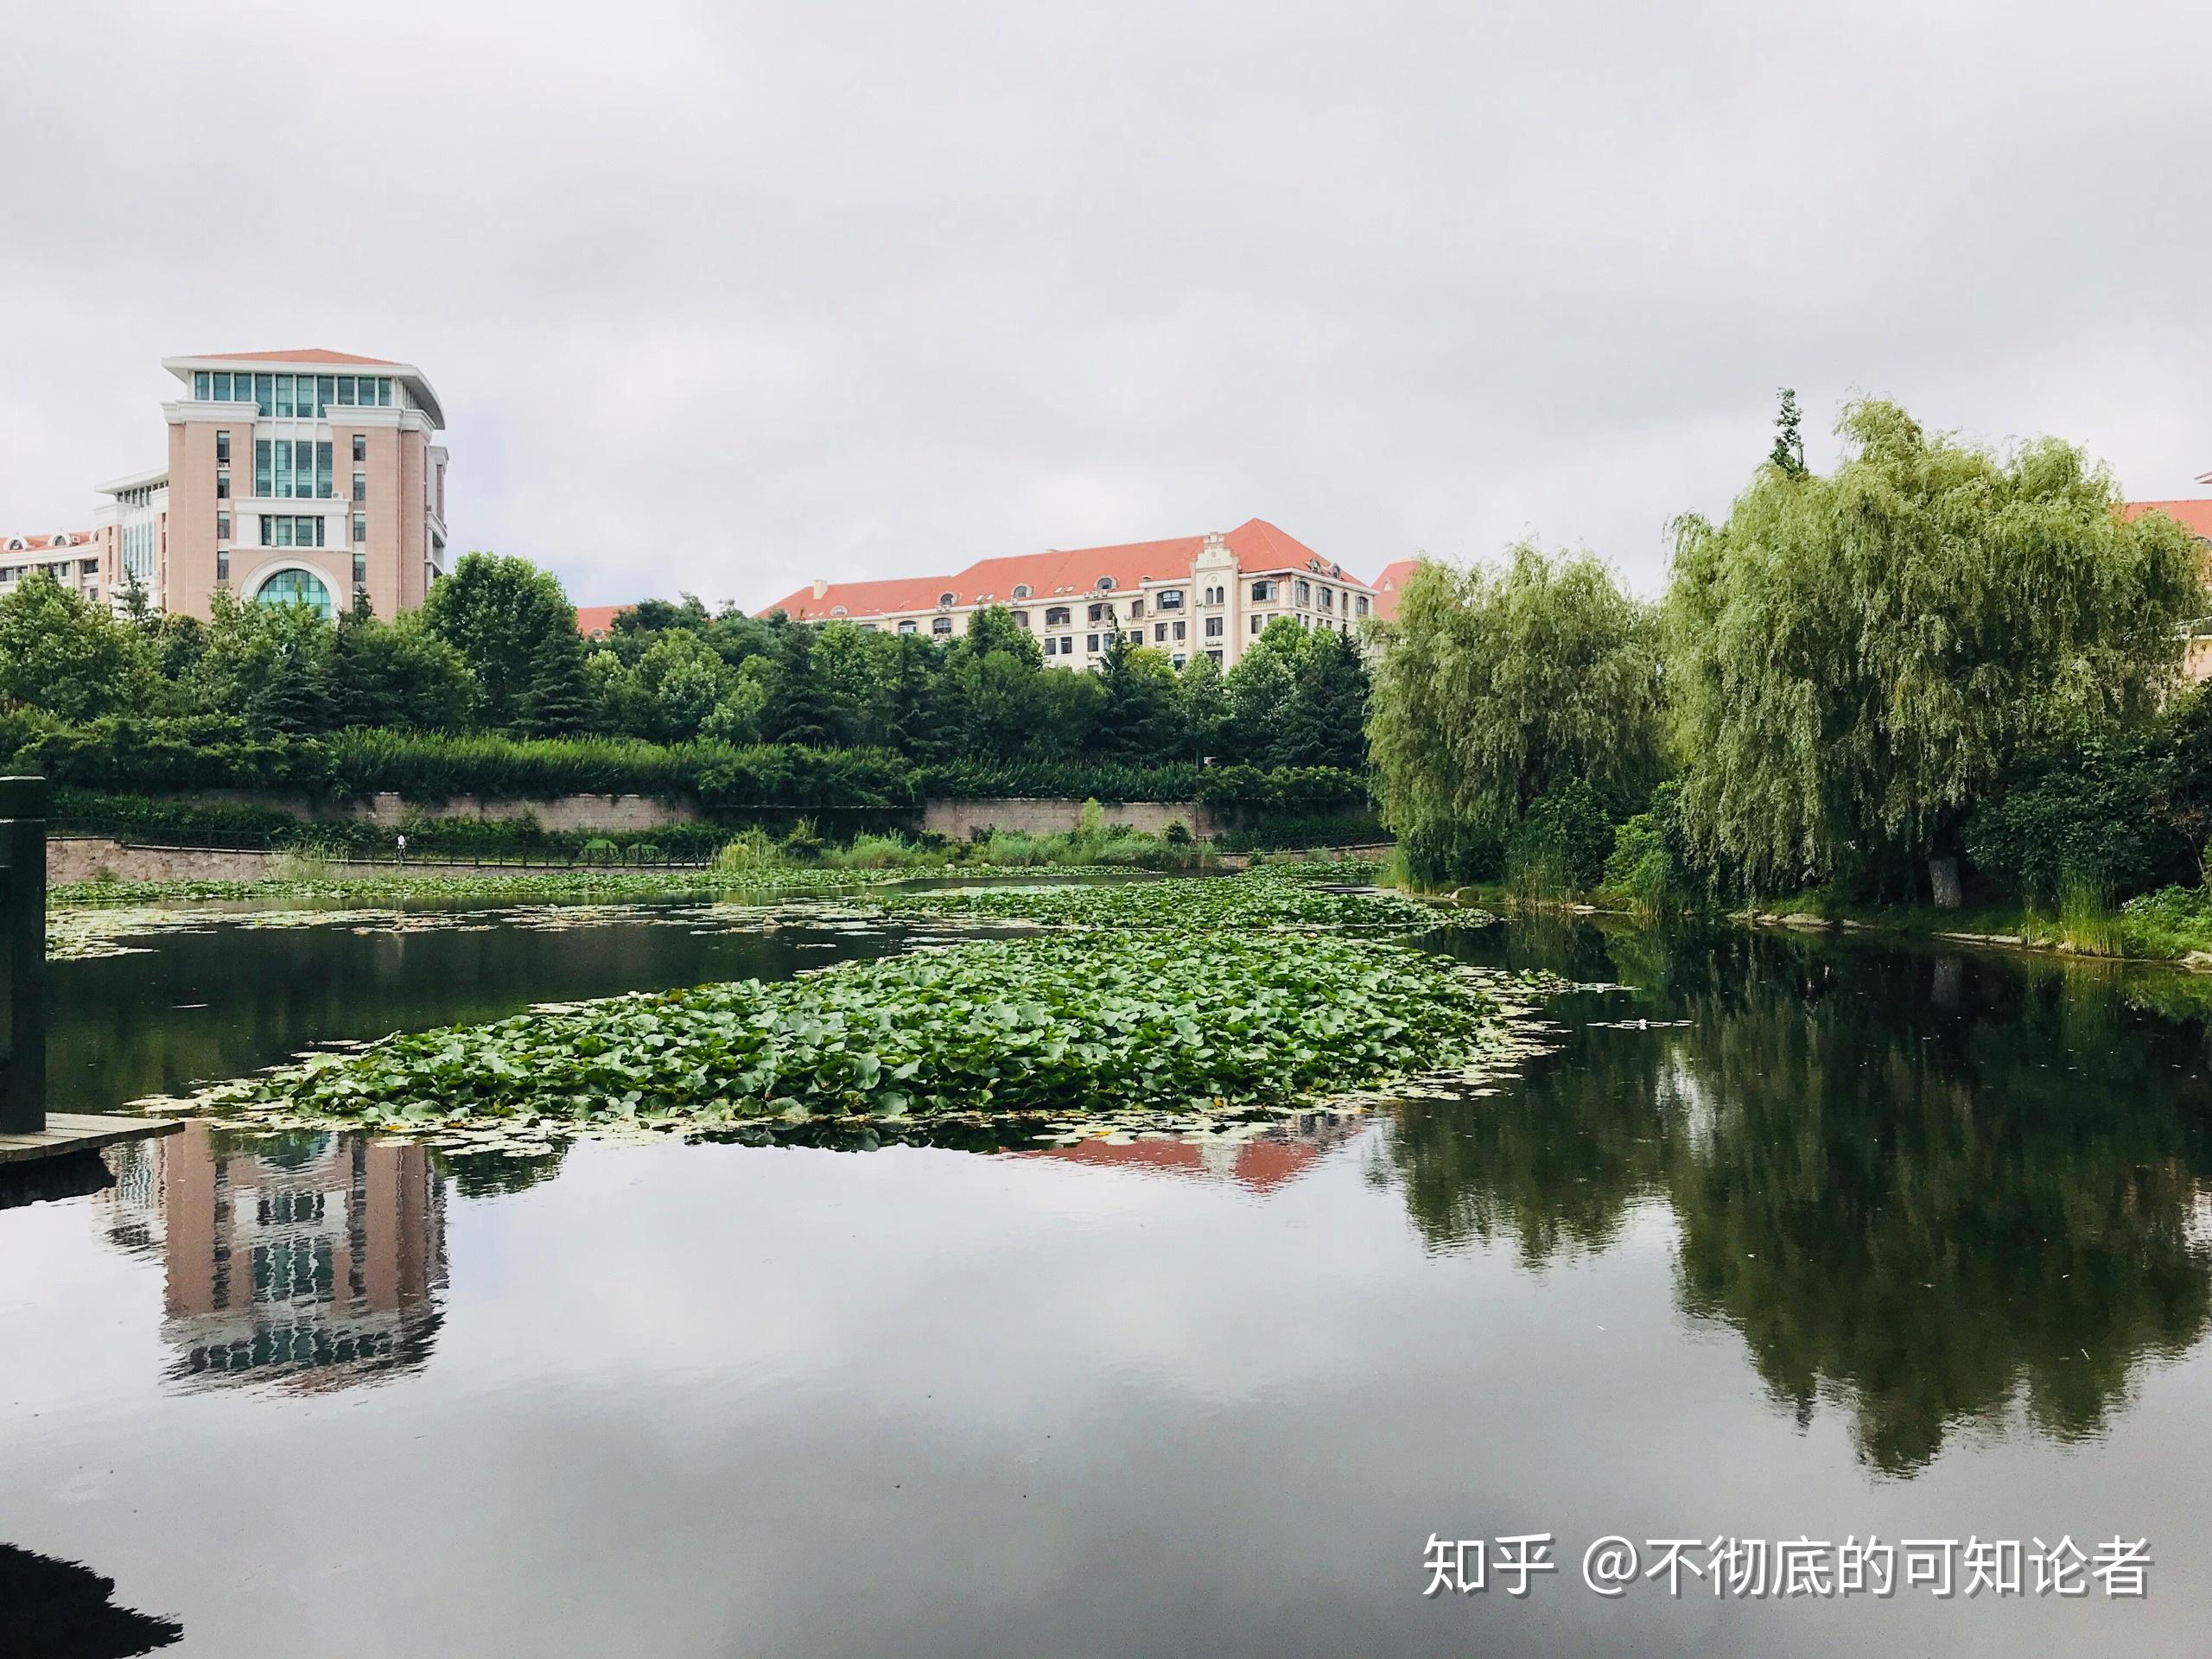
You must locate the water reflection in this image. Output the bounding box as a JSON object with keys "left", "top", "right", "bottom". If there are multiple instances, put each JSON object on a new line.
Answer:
{"left": 0, "top": 1543, "right": 181, "bottom": 1656}
{"left": 1022, "top": 1112, "right": 1361, "bottom": 1192}
{"left": 1392, "top": 926, "right": 2212, "bottom": 1474}
{"left": 103, "top": 1128, "right": 448, "bottom": 1391}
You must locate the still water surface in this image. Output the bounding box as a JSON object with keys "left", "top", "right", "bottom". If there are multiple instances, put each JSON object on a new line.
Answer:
{"left": 3, "top": 902, "right": 2210, "bottom": 1656}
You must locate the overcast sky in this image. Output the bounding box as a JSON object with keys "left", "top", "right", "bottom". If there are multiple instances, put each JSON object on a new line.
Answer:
{"left": 3, "top": 1, "right": 2206, "bottom": 607}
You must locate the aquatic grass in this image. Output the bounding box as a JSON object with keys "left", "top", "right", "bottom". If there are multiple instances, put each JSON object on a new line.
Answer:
{"left": 875, "top": 868, "right": 1457, "bottom": 933}
{"left": 148, "top": 931, "right": 1538, "bottom": 1144}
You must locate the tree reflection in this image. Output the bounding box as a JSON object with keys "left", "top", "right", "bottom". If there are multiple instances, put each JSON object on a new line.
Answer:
{"left": 1385, "top": 926, "right": 2212, "bottom": 1474}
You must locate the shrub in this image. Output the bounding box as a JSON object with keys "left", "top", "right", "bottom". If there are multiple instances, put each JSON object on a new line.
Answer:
{"left": 1965, "top": 736, "right": 2185, "bottom": 907}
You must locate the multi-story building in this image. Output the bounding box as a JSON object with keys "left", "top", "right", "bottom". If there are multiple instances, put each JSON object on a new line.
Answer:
{"left": 755, "top": 517, "right": 1376, "bottom": 670}
{"left": 0, "top": 529, "right": 109, "bottom": 607}
{"left": 8, "top": 350, "right": 451, "bottom": 622}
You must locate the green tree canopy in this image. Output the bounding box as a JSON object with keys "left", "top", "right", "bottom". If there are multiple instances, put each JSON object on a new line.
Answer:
{"left": 1667, "top": 398, "right": 2206, "bottom": 899}
{"left": 418, "top": 552, "right": 584, "bottom": 731}
{"left": 1368, "top": 546, "right": 1666, "bottom": 851}
{"left": 0, "top": 574, "right": 151, "bottom": 723}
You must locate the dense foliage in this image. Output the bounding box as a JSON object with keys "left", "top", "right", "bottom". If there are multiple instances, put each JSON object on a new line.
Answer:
{"left": 1368, "top": 545, "right": 1664, "bottom": 887}
{"left": 0, "top": 555, "right": 1372, "bottom": 779}
{"left": 1666, "top": 400, "right": 2203, "bottom": 899}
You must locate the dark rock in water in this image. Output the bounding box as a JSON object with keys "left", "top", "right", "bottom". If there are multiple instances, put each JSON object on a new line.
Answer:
{"left": 0, "top": 1542, "right": 182, "bottom": 1656}
{"left": 0, "top": 1149, "right": 116, "bottom": 1211}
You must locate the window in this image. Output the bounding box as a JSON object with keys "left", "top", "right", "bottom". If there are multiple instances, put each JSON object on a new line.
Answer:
{"left": 1156, "top": 589, "right": 1184, "bottom": 609}
{"left": 1251, "top": 580, "right": 1274, "bottom": 601}
{"left": 318, "top": 376, "right": 334, "bottom": 411}
{"left": 830, "top": 605, "right": 849, "bottom": 617}
{"left": 259, "top": 515, "right": 327, "bottom": 548}
{"left": 1296, "top": 579, "right": 1312, "bottom": 605}
{"left": 1357, "top": 595, "right": 1370, "bottom": 617}
{"left": 215, "top": 549, "right": 229, "bottom": 582}
{"left": 1173, "top": 620, "right": 1185, "bottom": 641}
{"left": 353, "top": 471, "right": 366, "bottom": 504}
{"left": 1205, "top": 616, "right": 1224, "bottom": 639}
{"left": 353, "top": 550, "right": 367, "bottom": 592}
{"left": 216, "top": 467, "right": 230, "bottom": 499}
{"left": 254, "top": 440, "right": 272, "bottom": 498}
{"left": 252, "top": 373, "right": 274, "bottom": 416}
{"left": 216, "top": 430, "right": 231, "bottom": 464}
{"left": 897, "top": 620, "right": 917, "bottom": 634}
{"left": 931, "top": 616, "right": 953, "bottom": 636}
{"left": 351, "top": 512, "right": 366, "bottom": 543}
{"left": 1129, "top": 598, "right": 1144, "bottom": 619}
{"left": 1095, "top": 576, "right": 1116, "bottom": 592}
{"left": 1172, "top": 654, "right": 1185, "bottom": 669}
{"left": 1126, "top": 629, "right": 1142, "bottom": 645}
{"left": 377, "top": 377, "right": 392, "bottom": 406}
{"left": 1154, "top": 623, "right": 1167, "bottom": 642}
{"left": 216, "top": 510, "right": 231, "bottom": 541}
{"left": 275, "top": 376, "right": 294, "bottom": 418}
{"left": 352, "top": 434, "right": 365, "bottom": 462}
{"left": 1043, "top": 635, "right": 1058, "bottom": 657}
{"left": 212, "top": 372, "right": 233, "bottom": 401}
{"left": 1011, "top": 609, "right": 1030, "bottom": 628}
{"left": 1207, "top": 648, "right": 1223, "bottom": 664}
{"left": 253, "top": 567, "right": 334, "bottom": 620}
{"left": 1318, "top": 586, "right": 1334, "bottom": 610}
{"left": 272, "top": 440, "right": 292, "bottom": 498}
{"left": 337, "top": 377, "right": 356, "bottom": 405}
{"left": 938, "top": 591, "right": 956, "bottom": 608}
{"left": 1045, "top": 606, "right": 1070, "bottom": 626}
{"left": 1249, "top": 614, "right": 1265, "bottom": 634}
{"left": 1012, "top": 584, "right": 1031, "bottom": 599}
{"left": 316, "top": 442, "right": 332, "bottom": 499}
{"left": 194, "top": 371, "right": 209, "bottom": 398}
{"left": 1086, "top": 633, "right": 1100, "bottom": 652}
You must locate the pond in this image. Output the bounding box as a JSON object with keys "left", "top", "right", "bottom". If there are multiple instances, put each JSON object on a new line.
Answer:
{"left": 3, "top": 901, "right": 2210, "bottom": 1656}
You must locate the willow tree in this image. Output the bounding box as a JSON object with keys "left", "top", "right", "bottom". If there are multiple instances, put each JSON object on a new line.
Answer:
{"left": 1667, "top": 399, "right": 2204, "bottom": 904}
{"left": 1368, "top": 545, "right": 1667, "bottom": 874}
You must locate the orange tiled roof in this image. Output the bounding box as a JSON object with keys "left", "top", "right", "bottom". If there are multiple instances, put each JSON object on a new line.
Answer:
{"left": 192, "top": 348, "right": 404, "bottom": 366}
{"left": 1369, "top": 558, "right": 1420, "bottom": 622}
{"left": 2122, "top": 499, "right": 2212, "bottom": 540}
{"left": 757, "top": 518, "right": 1364, "bottom": 620}
{"left": 0, "top": 531, "right": 96, "bottom": 554}
{"left": 574, "top": 604, "right": 628, "bottom": 639}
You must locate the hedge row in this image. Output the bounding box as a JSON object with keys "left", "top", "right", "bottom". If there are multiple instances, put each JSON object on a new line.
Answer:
{"left": 1, "top": 715, "right": 1369, "bottom": 810}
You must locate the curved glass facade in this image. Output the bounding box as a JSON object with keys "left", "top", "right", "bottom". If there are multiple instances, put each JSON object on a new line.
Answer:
{"left": 254, "top": 567, "right": 334, "bottom": 620}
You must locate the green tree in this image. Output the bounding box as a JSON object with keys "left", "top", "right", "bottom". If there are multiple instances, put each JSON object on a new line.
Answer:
{"left": 1223, "top": 619, "right": 1303, "bottom": 763}
{"left": 418, "top": 552, "right": 583, "bottom": 730}
{"left": 1770, "top": 386, "right": 1807, "bottom": 479}
{"left": 1275, "top": 626, "right": 1370, "bottom": 769}
{"left": 517, "top": 633, "right": 597, "bottom": 739}
{"left": 1368, "top": 546, "right": 1665, "bottom": 863}
{"left": 328, "top": 609, "right": 480, "bottom": 730}
{"left": 0, "top": 573, "right": 150, "bottom": 722}
{"left": 760, "top": 620, "right": 836, "bottom": 747}
{"left": 631, "top": 629, "right": 734, "bottom": 742}
{"left": 1091, "top": 633, "right": 1181, "bottom": 759}
{"left": 1174, "top": 652, "right": 1230, "bottom": 761}
{"left": 1667, "top": 399, "right": 2205, "bottom": 902}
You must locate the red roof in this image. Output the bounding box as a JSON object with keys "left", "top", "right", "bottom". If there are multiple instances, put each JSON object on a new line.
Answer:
{"left": 757, "top": 518, "right": 1365, "bottom": 620}
{"left": 574, "top": 604, "right": 628, "bottom": 639}
{"left": 1020, "top": 1134, "right": 1326, "bottom": 1194}
{"left": 2122, "top": 499, "right": 2212, "bottom": 540}
{"left": 1369, "top": 558, "right": 1420, "bottom": 622}
{"left": 0, "top": 531, "right": 96, "bottom": 554}
{"left": 191, "top": 348, "right": 404, "bottom": 366}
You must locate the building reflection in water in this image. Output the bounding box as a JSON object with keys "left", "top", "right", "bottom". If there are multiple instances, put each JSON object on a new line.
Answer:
{"left": 1022, "top": 1111, "right": 1361, "bottom": 1194}
{"left": 105, "top": 1128, "right": 447, "bottom": 1392}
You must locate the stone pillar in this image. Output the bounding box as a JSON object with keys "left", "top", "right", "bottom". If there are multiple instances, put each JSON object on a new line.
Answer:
{"left": 0, "top": 777, "right": 46, "bottom": 1133}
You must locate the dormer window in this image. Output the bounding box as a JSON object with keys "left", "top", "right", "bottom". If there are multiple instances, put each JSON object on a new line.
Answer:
{"left": 1095, "top": 576, "right": 1116, "bottom": 592}
{"left": 938, "top": 591, "right": 957, "bottom": 608}
{"left": 1012, "top": 583, "right": 1031, "bottom": 599}
{"left": 831, "top": 606, "right": 849, "bottom": 617}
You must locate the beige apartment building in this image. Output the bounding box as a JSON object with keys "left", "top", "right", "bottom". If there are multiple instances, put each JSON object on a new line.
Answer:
{"left": 6, "top": 350, "right": 450, "bottom": 622}
{"left": 756, "top": 517, "right": 1376, "bottom": 669}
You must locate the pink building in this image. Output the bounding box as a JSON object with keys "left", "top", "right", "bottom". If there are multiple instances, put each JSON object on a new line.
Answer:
{"left": 75, "top": 350, "right": 450, "bottom": 621}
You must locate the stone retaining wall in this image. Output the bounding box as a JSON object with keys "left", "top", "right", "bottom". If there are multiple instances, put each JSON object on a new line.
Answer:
{"left": 170, "top": 789, "right": 702, "bottom": 831}
{"left": 920, "top": 797, "right": 1213, "bottom": 841}
{"left": 48, "top": 838, "right": 539, "bottom": 887}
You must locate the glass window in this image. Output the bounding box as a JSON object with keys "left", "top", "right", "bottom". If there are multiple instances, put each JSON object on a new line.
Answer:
{"left": 1357, "top": 595, "right": 1370, "bottom": 616}
{"left": 897, "top": 620, "right": 916, "bottom": 634}
{"left": 931, "top": 616, "right": 953, "bottom": 636}
{"left": 336, "top": 377, "right": 354, "bottom": 405}
{"left": 216, "top": 429, "right": 230, "bottom": 463}
{"left": 194, "top": 371, "right": 210, "bottom": 399}
{"left": 215, "top": 467, "right": 229, "bottom": 499}
{"left": 1173, "top": 620, "right": 1185, "bottom": 641}
{"left": 1087, "top": 602, "right": 1104, "bottom": 622}
{"left": 1011, "top": 610, "right": 1029, "bottom": 628}
{"left": 353, "top": 472, "right": 366, "bottom": 503}
{"left": 1249, "top": 614, "right": 1264, "bottom": 634}
{"left": 1130, "top": 599, "right": 1144, "bottom": 619}
{"left": 1251, "top": 580, "right": 1274, "bottom": 601}
{"left": 1207, "top": 648, "right": 1223, "bottom": 665}
{"left": 1086, "top": 633, "right": 1099, "bottom": 652}
{"left": 275, "top": 375, "right": 294, "bottom": 417}
{"left": 938, "top": 591, "right": 956, "bottom": 607}
{"left": 253, "top": 373, "right": 273, "bottom": 416}
{"left": 1154, "top": 624, "right": 1166, "bottom": 642}
{"left": 216, "top": 509, "right": 230, "bottom": 541}
{"left": 317, "top": 376, "right": 334, "bottom": 413}
{"left": 1012, "top": 584, "right": 1031, "bottom": 599}
{"left": 258, "top": 515, "right": 271, "bottom": 546}
{"left": 1157, "top": 589, "right": 1183, "bottom": 609}
{"left": 1046, "top": 607, "right": 1070, "bottom": 626}
{"left": 253, "top": 567, "right": 334, "bottom": 620}
{"left": 353, "top": 551, "right": 367, "bottom": 590}
{"left": 216, "top": 372, "right": 233, "bottom": 401}
{"left": 255, "top": 440, "right": 271, "bottom": 496}
{"left": 272, "top": 440, "right": 292, "bottom": 499}
{"left": 1096, "top": 576, "right": 1116, "bottom": 591}
{"left": 216, "top": 549, "right": 229, "bottom": 582}
{"left": 1319, "top": 586, "right": 1334, "bottom": 609}
{"left": 353, "top": 434, "right": 365, "bottom": 462}
{"left": 316, "top": 442, "right": 332, "bottom": 498}
{"left": 377, "top": 378, "right": 392, "bottom": 406}
{"left": 274, "top": 517, "right": 293, "bottom": 547}
{"left": 352, "top": 512, "right": 367, "bottom": 543}
{"left": 1297, "top": 580, "right": 1312, "bottom": 604}
{"left": 1205, "top": 616, "right": 1223, "bottom": 638}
